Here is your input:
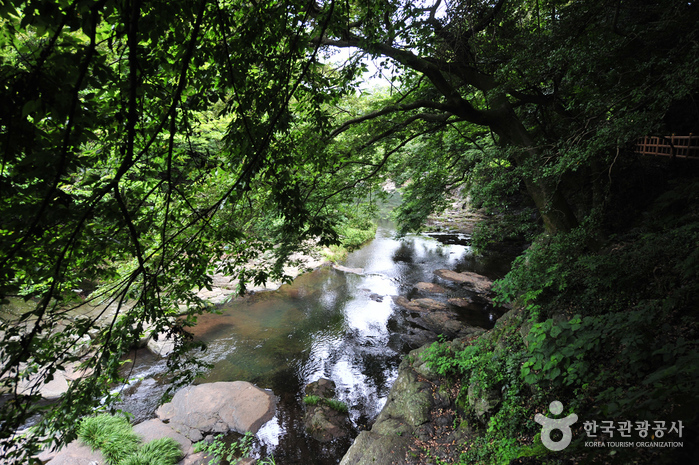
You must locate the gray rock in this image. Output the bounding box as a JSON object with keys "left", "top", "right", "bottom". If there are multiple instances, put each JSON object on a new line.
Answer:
{"left": 133, "top": 418, "right": 191, "bottom": 458}
{"left": 305, "top": 377, "right": 336, "bottom": 398}
{"left": 401, "top": 328, "right": 439, "bottom": 348}
{"left": 408, "top": 345, "right": 438, "bottom": 379}
{"left": 467, "top": 382, "right": 501, "bottom": 423}
{"left": 339, "top": 431, "right": 411, "bottom": 465}
{"left": 374, "top": 363, "right": 432, "bottom": 428}
{"left": 146, "top": 332, "right": 176, "bottom": 357}
{"left": 45, "top": 440, "right": 104, "bottom": 465}
{"left": 17, "top": 370, "right": 69, "bottom": 400}
{"left": 156, "top": 382, "right": 276, "bottom": 441}
{"left": 338, "top": 343, "right": 446, "bottom": 465}
{"left": 303, "top": 378, "right": 351, "bottom": 442}
{"left": 305, "top": 405, "right": 350, "bottom": 442}
{"left": 418, "top": 311, "right": 465, "bottom": 337}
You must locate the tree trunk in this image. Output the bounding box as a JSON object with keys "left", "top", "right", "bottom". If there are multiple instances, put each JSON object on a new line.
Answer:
{"left": 490, "top": 106, "right": 579, "bottom": 234}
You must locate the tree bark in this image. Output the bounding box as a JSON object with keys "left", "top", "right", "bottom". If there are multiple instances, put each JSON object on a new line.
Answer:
{"left": 488, "top": 105, "right": 579, "bottom": 234}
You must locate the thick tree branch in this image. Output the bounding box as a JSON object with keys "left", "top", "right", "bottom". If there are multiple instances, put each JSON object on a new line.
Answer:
{"left": 314, "top": 35, "right": 496, "bottom": 126}
{"left": 471, "top": 0, "right": 507, "bottom": 36}
{"left": 329, "top": 100, "right": 456, "bottom": 138}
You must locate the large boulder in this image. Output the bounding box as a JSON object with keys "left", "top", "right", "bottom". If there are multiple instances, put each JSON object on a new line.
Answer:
{"left": 339, "top": 349, "right": 434, "bottom": 465}
{"left": 339, "top": 342, "right": 478, "bottom": 465}
{"left": 434, "top": 269, "right": 493, "bottom": 294}
{"left": 156, "top": 381, "right": 276, "bottom": 442}
{"left": 467, "top": 382, "right": 502, "bottom": 424}
{"left": 339, "top": 430, "right": 411, "bottom": 465}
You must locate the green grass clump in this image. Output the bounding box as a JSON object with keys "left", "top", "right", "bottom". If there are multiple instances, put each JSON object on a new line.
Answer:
{"left": 78, "top": 414, "right": 141, "bottom": 465}
{"left": 304, "top": 394, "right": 349, "bottom": 413}
{"left": 78, "top": 414, "right": 181, "bottom": 465}
{"left": 325, "top": 399, "right": 349, "bottom": 414}
{"left": 303, "top": 395, "right": 322, "bottom": 406}
{"left": 118, "top": 437, "right": 182, "bottom": 465}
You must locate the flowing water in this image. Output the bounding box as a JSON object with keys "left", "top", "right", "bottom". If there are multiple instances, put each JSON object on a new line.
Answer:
{"left": 115, "top": 221, "right": 513, "bottom": 464}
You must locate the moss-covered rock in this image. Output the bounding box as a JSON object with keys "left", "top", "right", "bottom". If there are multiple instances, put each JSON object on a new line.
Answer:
{"left": 303, "top": 378, "right": 352, "bottom": 442}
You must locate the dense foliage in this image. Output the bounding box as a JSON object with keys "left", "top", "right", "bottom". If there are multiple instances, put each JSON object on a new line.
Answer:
{"left": 1, "top": 0, "right": 698, "bottom": 463}
{"left": 0, "top": 0, "right": 381, "bottom": 459}
{"left": 423, "top": 174, "right": 699, "bottom": 464}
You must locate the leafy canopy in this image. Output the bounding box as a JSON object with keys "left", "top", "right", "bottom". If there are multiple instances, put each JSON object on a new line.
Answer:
{"left": 1, "top": 0, "right": 699, "bottom": 462}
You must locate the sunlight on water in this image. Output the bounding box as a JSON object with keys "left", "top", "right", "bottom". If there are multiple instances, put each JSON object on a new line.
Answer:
{"left": 116, "top": 223, "right": 509, "bottom": 463}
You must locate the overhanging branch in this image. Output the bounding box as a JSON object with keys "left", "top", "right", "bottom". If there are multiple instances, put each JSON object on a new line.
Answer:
{"left": 329, "top": 100, "right": 456, "bottom": 138}
{"left": 314, "top": 35, "right": 495, "bottom": 126}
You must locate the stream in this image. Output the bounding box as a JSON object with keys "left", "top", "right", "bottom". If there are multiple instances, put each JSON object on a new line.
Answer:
{"left": 114, "top": 221, "right": 512, "bottom": 464}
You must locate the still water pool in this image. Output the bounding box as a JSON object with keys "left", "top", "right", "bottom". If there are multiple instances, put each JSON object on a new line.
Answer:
{"left": 116, "top": 222, "right": 511, "bottom": 464}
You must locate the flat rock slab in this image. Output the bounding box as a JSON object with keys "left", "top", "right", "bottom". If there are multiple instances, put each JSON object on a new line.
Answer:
{"left": 447, "top": 297, "right": 478, "bottom": 309}
{"left": 45, "top": 440, "right": 104, "bottom": 465}
{"left": 156, "top": 381, "right": 276, "bottom": 442}
{"left": 413, "top": 282, "right": 448, "bottom": 294}
{"left": 392, "top": 296, "right": 448, "bottom": 312}
{"left": 434, "top": 269, "right": 493, "bottom": 294}
{"left": 333, "top": 264, "right": 364, "bottom": 274}
{"left": 133, "top": 418, "right": 192, "bottom": 457}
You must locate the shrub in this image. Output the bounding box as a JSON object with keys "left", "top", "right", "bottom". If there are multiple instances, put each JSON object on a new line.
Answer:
{"left": 193, "top": 432, "right": 253, "bottom": 465}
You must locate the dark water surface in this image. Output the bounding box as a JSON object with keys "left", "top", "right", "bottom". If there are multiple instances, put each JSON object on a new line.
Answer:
{"left": 116, "top": 222, "right": 512, "bottom": 464}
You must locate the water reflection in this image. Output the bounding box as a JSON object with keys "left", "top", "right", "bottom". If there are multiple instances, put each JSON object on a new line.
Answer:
{"left": 116, "top": 223, "right": 511, "bottom": 464}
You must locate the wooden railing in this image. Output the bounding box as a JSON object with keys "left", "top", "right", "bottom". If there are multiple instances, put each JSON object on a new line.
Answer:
{"left": 635, "top": 134, "right": 699, "bottom": 159}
